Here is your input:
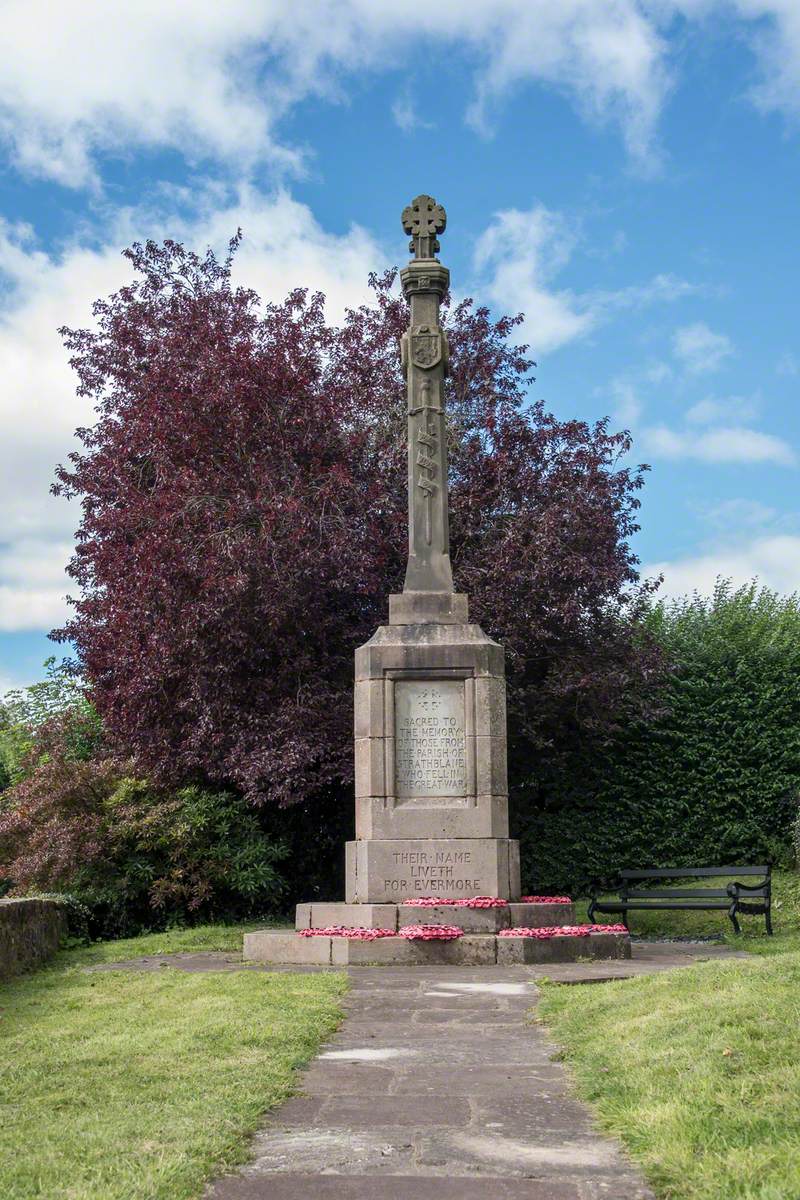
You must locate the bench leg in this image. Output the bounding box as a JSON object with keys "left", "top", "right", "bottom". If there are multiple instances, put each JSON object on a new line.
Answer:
{"left": 766, "top": 907, "right": 773, "bottom": 936}
{"left": 728, "top": 904, "right": 741, "bottom": 935}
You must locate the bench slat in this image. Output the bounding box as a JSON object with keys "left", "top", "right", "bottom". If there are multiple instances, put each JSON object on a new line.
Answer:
{"left": 624, "top": 888, "right": 731, "bottom": 899}
{"left": 594, "top": 900, "right": 732, "bottom": 911}
{"left": 620, "top": 866, "right": 769, "bottom": 879}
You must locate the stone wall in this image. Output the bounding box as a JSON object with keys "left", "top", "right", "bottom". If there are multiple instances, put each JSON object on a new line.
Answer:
{"left": 0, "top": 898, "right": 68, "bottom": 981}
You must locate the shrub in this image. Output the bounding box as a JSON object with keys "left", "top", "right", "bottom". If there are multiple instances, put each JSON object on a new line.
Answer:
{"left": 0, "top": 717, "right": 286, "bottom": 937}
{"left": 0, "top": 657, "right": 99, "bottom": 786}
{"left": 515, "top": 581, "right": 800, "bottom": 892}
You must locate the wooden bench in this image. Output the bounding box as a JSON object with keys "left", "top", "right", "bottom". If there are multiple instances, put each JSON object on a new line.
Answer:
{"left": 588, "top": 865, "right": 773, "bottom": 935}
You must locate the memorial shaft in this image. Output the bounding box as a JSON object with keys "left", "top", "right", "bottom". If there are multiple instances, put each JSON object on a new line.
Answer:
{"left": 400, "top": 194, "right": 454, "bottom": 594}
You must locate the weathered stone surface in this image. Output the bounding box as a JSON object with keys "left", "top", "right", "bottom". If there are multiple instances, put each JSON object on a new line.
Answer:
{"left": 209, "top": 1175, "right": 588, "bottom": 1198}
{"left": 345, "top": 838, "right": 520, "bottom": 904}
{"left": 90, "top": 940, "right": 748, "bottom": 980}
{"left": 394, "top": 677, "right": 467, "bottom": 798}
{"left": 206, "top": 961, "right": 655, "bottom": 1200}
{"left": 388, "top": 591, "right": 469, "bottom": 625}
{"left": 243, "top": 931, "right": 333, "bottom": 966}
{"left": 354, "top": 794, "right": 508, "bottom": 840}
{"left": 496, "top": 931, "right": 630, "bottom": 965}
{"left": 294, "top": 903, "right": 398, "bottom": 932}
{"left": 398, "top": 198, "right": 453, "bottom": 595}
{"left": 0, "top": 898, "right": 68, "bottom": 980}
{"left": 508, "top": 902, "right": 577, "bottom": 927}
{"left": 473, "top": 675, "right": 507, "bottom": 737}
{"left": 332, "top": 935, "right": 498, "bottom": 966}
{"left": 351, "top": 620, "right": 513, "bottom": 882}
{"left": 397, "top": 904, "right": 509, "bottom": 933}
{"left": 294, "top": 902, "right": 576, "bottom": 934}
{"left": 355, "top": 623, "right": 505, "bottom": 681}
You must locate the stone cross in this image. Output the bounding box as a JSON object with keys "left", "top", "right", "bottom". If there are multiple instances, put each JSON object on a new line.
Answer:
{"left": 399, "top": 195, "right": 454, "bottom": 594}
{"left": 402, "top": 194, "right": 446, "bottom": 261}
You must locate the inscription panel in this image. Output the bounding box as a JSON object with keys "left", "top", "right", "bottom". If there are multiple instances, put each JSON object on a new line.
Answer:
{"left": 384, "top": 848, "right": 480, "bottom": 896}
{"left": 395, "top": 679, "right": 467, "bottom": 797}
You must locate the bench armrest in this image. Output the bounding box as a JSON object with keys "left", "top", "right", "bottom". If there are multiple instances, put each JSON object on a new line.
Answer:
{"left": 727, "top": 880, "right": 770, "bottom": 896}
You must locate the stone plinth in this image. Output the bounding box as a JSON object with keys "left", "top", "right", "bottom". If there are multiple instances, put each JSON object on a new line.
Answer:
{"left": 294, "top": 901, "right": 578, "bottom": 933}
{"left": 243, "top": 929, "right": 631, "bottom": 967}
{"left": 497, "top": 932, "right": 632, "bottom": 965}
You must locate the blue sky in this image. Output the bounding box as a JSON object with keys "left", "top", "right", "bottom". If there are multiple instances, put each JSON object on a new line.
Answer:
{"left": 1, "top": 1, "right": 800, "bottom": 692}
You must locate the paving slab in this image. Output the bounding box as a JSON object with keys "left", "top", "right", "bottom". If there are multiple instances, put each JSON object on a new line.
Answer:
{"left": 205, "top": 963, "right": 658, "bottom": 1199}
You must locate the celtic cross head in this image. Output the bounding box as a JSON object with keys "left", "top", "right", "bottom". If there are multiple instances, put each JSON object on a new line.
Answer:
{"left": 402, "top": 194, "right": 446, "bottom": 260}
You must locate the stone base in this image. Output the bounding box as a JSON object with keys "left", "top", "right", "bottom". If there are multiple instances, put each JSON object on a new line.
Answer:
{"left": 497, "top": 932, "right": 631, "bottom": 965}
{"left": 345, "top": 838, "right": 520, "bottom": 904}
{"left": 295, "top": 901, "right": 577, "bottom": 933}
{"left": 243, "top": 929, "right": 630, "bottom": 967}
{"left": 388, "top": 591, "right": 469, "bottom": 625}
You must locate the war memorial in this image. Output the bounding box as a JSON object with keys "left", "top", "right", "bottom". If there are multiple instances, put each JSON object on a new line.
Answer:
{"left": 245, "top": 196, "right": 630, "bottom": 967}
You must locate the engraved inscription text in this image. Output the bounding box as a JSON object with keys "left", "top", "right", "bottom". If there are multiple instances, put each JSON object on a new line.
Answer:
{"left": 395, "top": 679, "right": 467, "bottom": 798}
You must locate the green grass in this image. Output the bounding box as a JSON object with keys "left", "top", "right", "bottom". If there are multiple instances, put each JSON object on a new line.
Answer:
{"left": 540, "top": 869, "right": 800, "bottom": 1199}
{"left": 69, "top": 918, "right": 291, "bottom": 968}
{"left": 576, "top": 869, "right": 800, "bottom": 955}
{"left": 539, "top": 952, "right": 800, "bottom": 1200}
{"left": 0, "top": 926, "right": 345, "bottom": 1200}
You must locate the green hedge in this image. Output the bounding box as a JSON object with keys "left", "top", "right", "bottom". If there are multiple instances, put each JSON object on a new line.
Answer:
{"left": 515, "top": 582, "right": 800, "bottom": 894}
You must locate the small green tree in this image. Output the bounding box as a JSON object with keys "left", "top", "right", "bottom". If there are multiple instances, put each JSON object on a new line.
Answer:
{"left": 0, "top": 658, "right": 99, "bottom": 786}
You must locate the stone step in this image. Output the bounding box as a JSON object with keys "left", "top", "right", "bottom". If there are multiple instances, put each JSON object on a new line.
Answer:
{"left": 295, "top": 901, "right": 577, "bottom": 933}
{"left": 244, "top": 929, "right": 630, "bottom": 967}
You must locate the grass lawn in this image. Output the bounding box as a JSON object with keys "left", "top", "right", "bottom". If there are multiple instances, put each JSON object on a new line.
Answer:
{"left": 540, "top": 869, "right": 800, "bottom": 1200}
{"left": 0, "top": 925, "right": 346, "bottom": 1200}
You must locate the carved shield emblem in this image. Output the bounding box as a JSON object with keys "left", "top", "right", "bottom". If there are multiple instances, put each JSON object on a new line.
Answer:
{"left": 410, "top": 325, "right": 442, "bottom": 371}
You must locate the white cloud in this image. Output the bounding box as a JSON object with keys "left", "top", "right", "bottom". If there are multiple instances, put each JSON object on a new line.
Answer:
{"left": 732, "top": 0, "right": 800, "bottom": 121}
{"left": 702, "top": 497, "right": 780, "bottom": 528}
{"left": 642, "top": 423, "right": 795, "bottom": 465}
{"left": 608, "top": 378, "right": 643, "bottom": 425}
{"left": 644, "top": 360, "right": 672, "bottom": 384}
{"left": 672, "top": 321, "right": 733, "bottom": 373}
{"left": 391, "top": 95, "right": 432, "bottom": 133}
{"left": 474, "top": 204, "right": 699, "bottom": 355}
{"left": 644, "top": 534, "right": 800, "bottom": 599}
{"left": 660, "top": 3, "right": 800, "bottom": 126}
{"left": 2, "top": 2, "right": 800, "bottom": 192}
{"left": 474, "top": 206, "right": 592, "bottom": 354}
{"left": 0, "top": 1, "right": 673, "bottom": 188}
{"left": 0, "top": 539, "right": 74, "bottom": 632}
{"left": 777, "top": 350, "right": 799, "bottom": 376}
{"left": 685, "top": 393, "right": 758, "bottom": 424}
{"left": 0, "top": 186, "right": 386, "bottom": 633}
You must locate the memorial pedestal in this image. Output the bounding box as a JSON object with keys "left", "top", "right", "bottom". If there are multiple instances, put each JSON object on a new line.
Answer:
{"left": 245, "top": 595, "right": 628, "bottom": 966}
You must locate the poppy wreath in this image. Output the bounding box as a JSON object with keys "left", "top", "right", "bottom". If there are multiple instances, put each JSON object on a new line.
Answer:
{"left": 398, "top": 924, "right": 464, "bottom": 940}
{"left": 519, "top": 896, "right": 572, "bottom": 904}
{"left": 498, "top": 923, "right": 628, "bottom": 939}
{"left": 298, "top": 926, "right": 396, "bottom": 940}
{"left": 401, "top": 896, "right": 508, "bottom": 908}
